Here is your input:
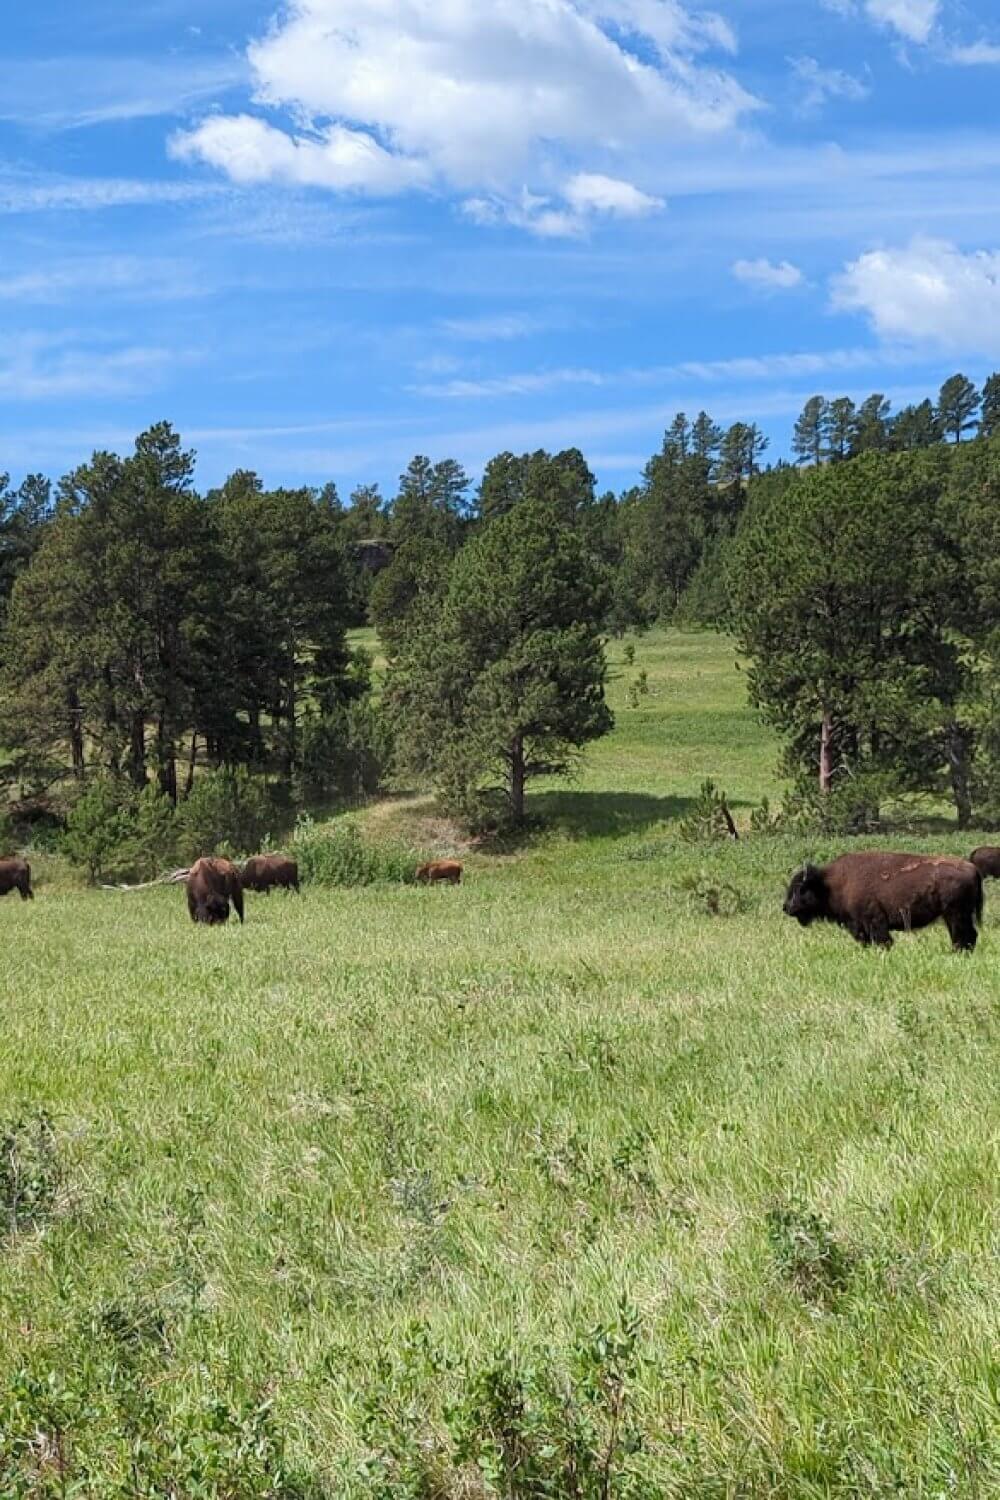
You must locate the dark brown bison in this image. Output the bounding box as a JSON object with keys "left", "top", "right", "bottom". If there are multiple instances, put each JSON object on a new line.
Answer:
{"left": 241, "top": 854, "right": 299, "bottom": 895}
{"left": 186, "top": 857, "right": 244, "bottom": 926}
{"left": 783, "top": 852, "right": 983, "bottom": 952}
{"left": 415, "top": 860, "right": 463, "bottom": 886}
{"left": 970, "top": 847, "right": 1000, "bottom": 880}
{"left": 0, "top": 857, "right": 33, "bottom": 901}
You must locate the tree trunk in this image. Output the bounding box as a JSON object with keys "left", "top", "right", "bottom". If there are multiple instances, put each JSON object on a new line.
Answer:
{"left": 184, "top": 734, "right": 198, "bottom": 798}
{"left": 67, "top": 687, "right": 85, "bottom": 780}
{"left": 819, "top": 712, "right": 834, "bottom": 795}
{"left": 128, "top": 712, "right": 146, "bottom": 789}
{"left": 510, "top": 734, "right": 526, "bottom": 823}
{"left": 157, "top": 717, "right": 177, "bottom": 803}
{"left": 946, "top": 721, "right": 974, "bottom": 829}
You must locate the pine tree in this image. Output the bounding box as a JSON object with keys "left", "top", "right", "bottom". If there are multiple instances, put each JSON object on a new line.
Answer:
{"left": 826, "top": 397, "right": 856, "bottom": 462}
{"left": 892, "top": 400, "right": 942, "bottom": 451}
{"left": 851, "top": 394, "right": 892, "bottom": 455}
{"left": 690, "top": 411, "right": 723, "bottom": 463}
{"left": 937, "top": 374, "right": 980, "bottom": 443}
{"left": 792, "top": 397, "right": 828, "bottom": 466}
{"left": 387, "top": 501, "right": 612, "bottom": 823}
{"left": 979, "top": 373, "right": 1000, "bottom": 438}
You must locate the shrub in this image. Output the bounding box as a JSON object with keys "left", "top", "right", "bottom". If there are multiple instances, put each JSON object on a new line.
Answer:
{"left": 679, "top": 780, "right": 739, "bottom": 843}
{"left": 292, "top": 816, "right": 417, "bottom": 887}
{"left": 61, "top": 777, "right": 137, "bottom": 883}
{"left": 1, "top": 1110, "right": 61, "bottom": 1240}
{"left": 176, "top": 768, "right": 276, "bottom": 861}
{"left": 766, "top": 1200, "right": 856, "bottom": 1306}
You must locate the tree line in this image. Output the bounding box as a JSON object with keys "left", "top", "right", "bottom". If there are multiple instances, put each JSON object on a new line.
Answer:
{"left": 1, "top": 367, "right": 999, "bottom": 862}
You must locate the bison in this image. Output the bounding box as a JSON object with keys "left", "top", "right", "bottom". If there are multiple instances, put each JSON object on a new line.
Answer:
{"left": 970, "top": 847, "right": 1000, "bottom": 880}
{"left": 241, "top": 853, "right": 299, "bottom": 895}
{"left": 0, "top": 857, "right": 33, "bottom": 901}
{"left": 415, "top": 860, "right": 463, "bottom": 886}
{"left": 783, "top": 852, "right": 983, "bottom": 952}
{"left": 186, "top": 857, "right": 244, "bottom": 926}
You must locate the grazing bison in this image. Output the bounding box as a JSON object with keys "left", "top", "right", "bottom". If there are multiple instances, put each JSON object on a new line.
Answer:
{"left": 186, "top": 857, "right": 244, "bottom": 926}
{"left": 0, "top": 857, "right": 33, "bottom": 901}
{"left": 415, "top": 860, "right": 463, "bottom": 886}
{"left": 241, "top": 853, "right": 299, "bottom": 895}
{"left": 970, "top": 847, "right": 1000, "bottom": 880}
{"left": 783, "top": 852, "right": 983, "bottom": 952}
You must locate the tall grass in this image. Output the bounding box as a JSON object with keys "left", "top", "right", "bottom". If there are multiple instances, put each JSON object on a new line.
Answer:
{"left": 2, "top": 629, "right": 997, "bottom": 1495}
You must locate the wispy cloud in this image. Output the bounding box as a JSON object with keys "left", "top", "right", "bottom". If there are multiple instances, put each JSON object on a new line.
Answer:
{"left": 0, "top": 174, "right": 221, "bottom": 214}
{"left": 0, "top": 55, "right": 245, "bottom": 131}
{"left": 410, "top": 344, "right": 915, "bottom": 399}
{"left": 439, "top": 315, "right": 546, "bottom": 341}
{"left": 788, "top": 55, "right": 869, "bottom": 114}
{"left": 0, "top": 256, "right": 204, "bottom": 303}
{"left": 0, "top": 336, "right": 177, "bottom": 401}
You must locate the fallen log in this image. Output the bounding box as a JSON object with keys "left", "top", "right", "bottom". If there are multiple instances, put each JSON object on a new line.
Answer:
{"left": 100, "top": 868, "right": 191, "bottom": 892}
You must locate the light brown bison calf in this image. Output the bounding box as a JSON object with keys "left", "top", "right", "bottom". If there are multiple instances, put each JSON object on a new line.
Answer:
{"left": 0, "top": 857, "right": 33, "bottom": 901}
{"left": 970, "top": 847, "right": 1000, "bottom": 880}
{"left": 415, "top": 860, "right": 463, "bottom": 886}
{"left": 186, "top": 857, "right": 244, "bottom": 925}
{"left": 783, "top": 851, "right": 982, "bottom": 952}
{"left": 242, "top": 854, "right": 299, "bottom": 894}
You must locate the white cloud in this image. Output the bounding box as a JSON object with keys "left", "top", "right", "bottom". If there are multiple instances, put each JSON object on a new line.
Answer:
{"left": 732, "top": 257, "right": 804, "bottom": 290}
{"left": 949, "top": 41, "right": 1000, "bottom": 65}
{"left": 170, "top": 114, "right": 427, "bottom": 193}
{"left": 823, "top": 0, "right": 939, "bottom": 45}
{"left": 172, "top": 0, "right": 756, "bottom": 228}
{"left": 831, "top": 236, "right": 1000, "bottom": 351}
{"left": 564, "top": 172, "right": 664, "bottom": 218}
{"left": 789, "top": 55, "right": 869, "bottom": 113}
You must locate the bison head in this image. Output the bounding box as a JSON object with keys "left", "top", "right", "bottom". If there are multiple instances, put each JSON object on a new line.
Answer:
{"left": 195, "top": 894, "right": 230, "bottom": 926}
{"left": 783, "top": 864, "right": 827, "bottom": 925}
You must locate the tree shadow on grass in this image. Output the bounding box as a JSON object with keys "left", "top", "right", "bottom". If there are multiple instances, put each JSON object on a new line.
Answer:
{"left": 527, "top": 790, "right": 704, "bottom": 840}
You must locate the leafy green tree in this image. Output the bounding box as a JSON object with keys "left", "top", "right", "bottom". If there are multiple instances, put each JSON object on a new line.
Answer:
{"left": 979, "top": 373, "right": 1000, "bottom": 439}
{"left": 0, "top": 473, "right": 51, "bottom": 620}
{"left": 792, "top": 397, "right": 828, "bottom": 466}
{"left": 389, "top": 455, "right": 470, "bottom": 550}
{"left": 477, "top": 448, "right": 596, "bottom": 529}
{"left": 62, "top": 777, "right": 137, "bottom": 883}
{"left": 892, "top": 400, "right": 941, "bottom": 451}
{"left": 719, "top": 423, "right": 769, "bottom": 486}
{"left": 388, "top": 501, "right": 612, "bottom": 823}
{"left": 937, "top": 373, "right": 980, "bottom": 443}
{"left": 664, "top": 412, "right": 690, "bottom": 460}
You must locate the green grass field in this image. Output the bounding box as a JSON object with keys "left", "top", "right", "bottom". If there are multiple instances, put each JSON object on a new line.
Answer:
{"left": 4, "top": 630, "right": 1000, "bottom": 1496}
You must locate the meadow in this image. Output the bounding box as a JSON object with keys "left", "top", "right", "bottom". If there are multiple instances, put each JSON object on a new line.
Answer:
{"left": 3, "top": 630, "right": 1000, "bottom": 1496}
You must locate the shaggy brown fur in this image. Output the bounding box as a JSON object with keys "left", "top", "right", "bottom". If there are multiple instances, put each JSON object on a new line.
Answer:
{"left": 784, "top": 851, "right": 982, "bottom": 952}
{"left": 415, "top": 860, "right": 463, "bottom": 886}
{"left": 0, "top": 857, "right": 33, "bottom": 901}
{"left": 241, "top": 854, "right": 300, "bottom": 895}
{"left": 187, "top": 857, "right": 245, "bottom": 925}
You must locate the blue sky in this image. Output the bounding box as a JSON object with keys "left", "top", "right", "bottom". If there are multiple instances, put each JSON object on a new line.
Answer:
{"left": 3, "top": 0, "right": 1000, "bottom": 498}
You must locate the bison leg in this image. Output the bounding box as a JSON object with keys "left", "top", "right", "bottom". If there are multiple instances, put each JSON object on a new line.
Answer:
{"left": 945, "top": 908, "right": 978, "bottom": 954}
{"left": 232, "top": 885, "right": 245, "bottom": 925}
{"left": 19, "top": 883, "right": 33, "bottom": 902}
{"left": 852, "top": 917, "right": 892, "bottom": 949}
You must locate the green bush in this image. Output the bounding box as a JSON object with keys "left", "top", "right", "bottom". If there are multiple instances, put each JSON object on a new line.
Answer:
{"left": 61, "top": 777, "right": 138, "bottom": 883}
{"left": 679, "top": 779, "right": 739, "bottom": 843}
{"left": 176, "top": 768, "right": 276, "bottom": 861}
{"left": 292, "top": 816, "right": 417, "bottom": 887}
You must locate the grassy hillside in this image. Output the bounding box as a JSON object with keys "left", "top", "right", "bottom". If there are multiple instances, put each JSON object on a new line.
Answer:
{"left": 3, "top": 630, "right": 998, "bottom": 1496}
